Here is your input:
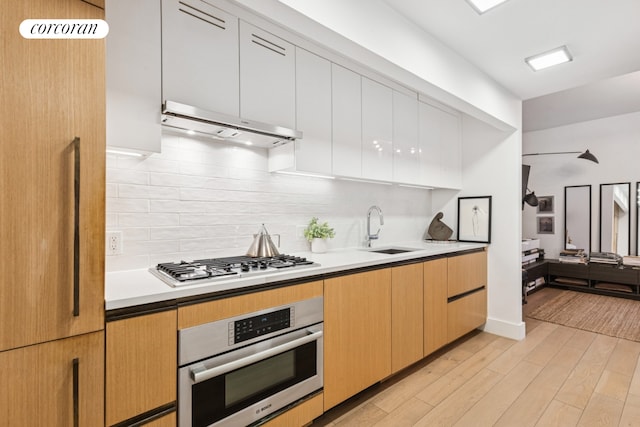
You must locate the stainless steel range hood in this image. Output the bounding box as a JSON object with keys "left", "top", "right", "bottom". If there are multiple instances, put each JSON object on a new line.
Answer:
{"left": 161, "top": 100, "right": 302, "bottom": 148}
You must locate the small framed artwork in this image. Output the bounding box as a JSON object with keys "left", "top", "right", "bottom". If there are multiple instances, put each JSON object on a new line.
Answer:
{"left": 457, "top": 196, "right": 492, "bottom": 243}
{"left": 537, "top": 216, "right": 555, "bottom": 234}
{"left": 537, "top": 196, "right": 554, "bottom": 214}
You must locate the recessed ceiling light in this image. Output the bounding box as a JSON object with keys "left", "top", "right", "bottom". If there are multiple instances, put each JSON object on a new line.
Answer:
{"left": 465, "top": 0, "right": 509, "bottom": 14}
{"left": 525, "top": 45, "right": 573, "bottom": 71}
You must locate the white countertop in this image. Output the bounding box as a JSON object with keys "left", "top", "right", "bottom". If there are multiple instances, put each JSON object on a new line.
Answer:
{"left": 105, "top": 240, "right": 486, "bottom": 310}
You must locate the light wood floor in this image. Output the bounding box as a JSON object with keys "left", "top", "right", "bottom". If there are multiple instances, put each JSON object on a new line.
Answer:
{"left": 313, "top": 287, "right": 640, "bottom": 426}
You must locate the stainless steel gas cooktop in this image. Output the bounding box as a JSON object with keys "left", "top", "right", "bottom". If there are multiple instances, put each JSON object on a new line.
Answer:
{"left": 149, "top": 254, "right": 318, "bottom": 287}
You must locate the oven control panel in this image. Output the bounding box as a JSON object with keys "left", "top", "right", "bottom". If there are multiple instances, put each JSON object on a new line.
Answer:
{"left": 230, "top": 307, "right": 294, "bottom": 344}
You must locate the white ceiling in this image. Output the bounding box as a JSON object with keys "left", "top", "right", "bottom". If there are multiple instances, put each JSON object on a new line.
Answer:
{"left": 382, "top": 0, "right": 640, "bottom": 131}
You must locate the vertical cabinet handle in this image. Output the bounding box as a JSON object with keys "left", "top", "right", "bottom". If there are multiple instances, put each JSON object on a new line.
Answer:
{"left": 72, "top": 357, "right": 80, "bottom": 427}
{"left": 72, "top": 137, "right": 80, "bottom": 317}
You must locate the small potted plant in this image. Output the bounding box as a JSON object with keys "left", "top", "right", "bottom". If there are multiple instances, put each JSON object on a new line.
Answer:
{"left": 303, "top": 217, "right": 335, "bottom": 253}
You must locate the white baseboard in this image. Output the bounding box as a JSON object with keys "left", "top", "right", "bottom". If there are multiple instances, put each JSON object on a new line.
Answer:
{"left": 481, "top": 316, "right": 526, "bottom": 340}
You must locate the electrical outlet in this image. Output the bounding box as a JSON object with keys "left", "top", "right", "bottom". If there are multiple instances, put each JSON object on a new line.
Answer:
{"left": 106, "top": 231, "right": 123, "bottom": 256}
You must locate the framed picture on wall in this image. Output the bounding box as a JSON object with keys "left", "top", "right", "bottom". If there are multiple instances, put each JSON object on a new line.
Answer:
{"left": 537, "top": 216, "right": 555, "bottom": 234}
{"left": 457, "top": 196, "right": 492, "bottom": 243}
{"left": 537, "top": 196, "right": 554, "bottom": 214}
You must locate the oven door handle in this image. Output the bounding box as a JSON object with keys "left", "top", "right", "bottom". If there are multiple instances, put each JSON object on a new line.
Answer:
{"left": 190, "top": 329, "right": 323, "bottom": 384}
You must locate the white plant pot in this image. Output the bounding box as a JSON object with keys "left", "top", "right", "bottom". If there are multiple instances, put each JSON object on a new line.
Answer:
{"left": 311, "top": 238, "right": 328, "bottom": 253}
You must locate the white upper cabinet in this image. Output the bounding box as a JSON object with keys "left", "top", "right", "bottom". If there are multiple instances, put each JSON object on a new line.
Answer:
{"left": 161, "top": 0, "right": 239, "bottom": 116}
{"left": 268, "top": 48, "right": 332, "bottom": 174}
{"left": 332, "top": 64, "right": 362, "bottom": 178}
{"left": 439, "top": 108, "right": 462, "bottom": 188}
{"left": 239, "top": 21, "right": 296, "bottom": 129}
{"left": 106, "top": 0, "right": 161, "bottom": 154}
{"left": 362, "top": 78, "right": 393, "bottom": 181}
{"left": 392, "top": 91, "right": 419, "bottom": 185}
{"left": 419, "top": 101, "right": 462, "bottom": 189}
{"left": 293, "top": 48, "right": 332, "bottom": 174}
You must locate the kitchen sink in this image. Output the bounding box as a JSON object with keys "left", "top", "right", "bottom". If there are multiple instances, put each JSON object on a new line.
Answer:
{"left": 365, "top": 247, "right": 418, "bottom": 255}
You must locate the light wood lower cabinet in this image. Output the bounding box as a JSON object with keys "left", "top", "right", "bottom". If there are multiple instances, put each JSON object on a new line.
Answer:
{"left": 448, "top": 288, "right": 488, "bottom": 342}
{"left": 261, "top": 393, "right": 324, "bottom": 427}
{"left": 106, "top": 309, "right": 177, "bottom": 426}
{"left": 143, "top": 412, "right": 176, "bottom": 427}
{"left": 391, "top": 263, "right": 424, "bottom": 373}
{"left": 447, "top": 250, "right": 488, "bottom": 343}
{"left": 447, "top": 250, "right": 488, "bottom": 297}
{"left": 324, "top": 269, "right": 392, "bottom": 411}
{"left": 423, "top": 258, "right": 448, "bottom": 356}
{"left": 0, "top": 331, "right": 104, "bottom": 426}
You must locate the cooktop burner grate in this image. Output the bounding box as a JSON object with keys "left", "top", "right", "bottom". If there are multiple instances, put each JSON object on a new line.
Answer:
{"left": 151, "top": 254, "right": 317, "bottom": 287}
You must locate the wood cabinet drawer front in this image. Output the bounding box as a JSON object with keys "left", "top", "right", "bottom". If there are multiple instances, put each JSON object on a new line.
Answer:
{"left": 144, "top": 411, "right": 176, "bottom": 427}
{"left": 447, "top": 288, "right": 487, "bottom": 342}
{"left": 590, "top": 265, "right": 638, "bottom": 285}
{"left": 447, "top": 251, "right": 487, "bottom": 298}
{"left": 260, "top": 393, "right": 323, "bottom": 427}
{"left": 178, "top": 281, "right": 323, "bottom": 329}
{"left": 548, "top": 262, "right": 589, "bottom": 279}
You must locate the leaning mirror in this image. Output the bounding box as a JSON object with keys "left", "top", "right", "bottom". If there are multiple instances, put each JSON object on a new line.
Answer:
{"left": 564, "top": 185, "right": 591, "bottom": 254}
{"left": 599, "top": 183, "right": 631, "bottom": 256}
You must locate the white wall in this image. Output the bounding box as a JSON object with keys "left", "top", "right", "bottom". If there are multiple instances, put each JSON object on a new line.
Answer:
{"left": 106, "top": 132, "right": 433, "bottom": 272}
{"left": 523, "top": 111, "right": 640, "bottom": 258}
{"left": 461, "top": 114, "right": 525, "bottom": 340}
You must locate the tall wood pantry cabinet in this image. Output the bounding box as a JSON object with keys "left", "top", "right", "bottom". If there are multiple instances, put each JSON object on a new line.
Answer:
{"left": 0, "top": 0, "right": 106, "bottom": 425}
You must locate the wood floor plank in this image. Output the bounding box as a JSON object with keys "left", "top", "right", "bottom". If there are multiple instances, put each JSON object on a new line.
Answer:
{"left": 577, "top": 393, "right": 624, "bottom": 426}
{"left": 606, "top": 339, "right": 640, "bottom": 376}
{"left": 619, "top": 392, "right": 640, "bottom": 426}
{"left": 565, "top": 329, "right": 598, "bottom": 352}
{"left": 524, "top": 325, "right": 576, "bottom": 366}
{"left": 535, "top": 399, "right": 582, "bottom": 427}
{"left": 628, "top": 355, "right": 640, "bottom": 397}
{"left": 452, "top": 360, "right": 544, "bottom": 426}
{"left": 486, "top": 321, "right": 558, "bottom": 375}
{"left": 332, "top": 402, "right": 388, "bottom": 427}
{"left": 371, "top": 369, "right": 440, "bottom": 413}
{"left": 555, "top": 334, "right": 619, "bottom": 409}
{"left": 494, "top": 344, "right": 587, "bottom": 427}
{"left": 372, "top": 398, "right": 433, "bottom": 427}
{"left": 594, "top": 370, "right": 632, "bottom": 402}
{"left": 414, "top": 344, "right": 505, "bottom": 406}
{"left": 413, "top": 368, "right": 503, "bottom": 427}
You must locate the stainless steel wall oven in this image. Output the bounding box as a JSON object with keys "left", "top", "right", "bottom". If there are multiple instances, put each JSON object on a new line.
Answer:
{"left": 178, "top": 296, "right": 323, "bottom": 426}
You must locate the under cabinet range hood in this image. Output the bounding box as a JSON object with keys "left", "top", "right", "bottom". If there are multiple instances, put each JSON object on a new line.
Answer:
{"left": 161, "top": 100, "right": 302, "bottom": 148}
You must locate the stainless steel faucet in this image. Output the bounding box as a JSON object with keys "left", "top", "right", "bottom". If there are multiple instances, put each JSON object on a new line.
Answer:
{"left": 366, "top": 205, "right": 384, "bottom": 247}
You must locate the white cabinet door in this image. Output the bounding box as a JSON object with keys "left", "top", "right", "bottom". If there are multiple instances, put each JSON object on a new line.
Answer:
{"left": 440, "top": 109, "right": 462, "bottom": 189}
{"left": 392, "top": 91, "right": 419, "bottom": 184}
{"left": 239, "top": 21, "right": 295, "bottom": 129}
{"left": 332, "top": 64, "right": 362, "bottom": 178}
{"left": 294, "top": 48, "right": 332, "bottom": 174}
{"left": 362, "top": 78, "right": 393, "bottom": 181}
{"left": 418, "top": 101, "right": 462, "bottom": 188}
{"left": 106, "top": 0, "right": 161, "bottom": 154}
{"left": 162, "top": 0, "right": 239, "bottom": 116}
{"left": 418, "top": 101, "right": 441, "bottom": 186}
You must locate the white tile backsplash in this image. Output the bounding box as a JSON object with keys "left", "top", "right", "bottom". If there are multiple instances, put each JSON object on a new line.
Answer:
{"left": 106, "top": 134, "right": 433, "bottom": 271}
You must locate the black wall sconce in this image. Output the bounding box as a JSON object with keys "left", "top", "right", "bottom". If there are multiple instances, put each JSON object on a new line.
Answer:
{"left": 522, "top": 149, "right": 599, "bottom": 164}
